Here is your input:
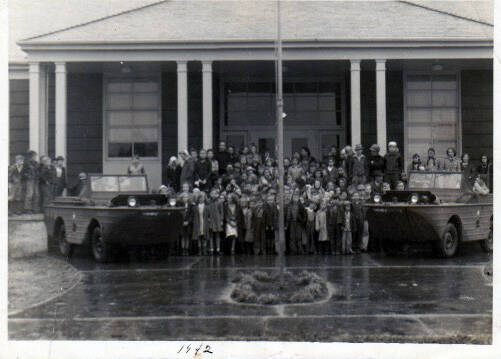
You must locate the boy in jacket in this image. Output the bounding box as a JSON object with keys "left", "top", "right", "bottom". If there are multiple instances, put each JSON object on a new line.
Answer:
{"left": 384, "top": 141, "right": 404, "bottom": 189}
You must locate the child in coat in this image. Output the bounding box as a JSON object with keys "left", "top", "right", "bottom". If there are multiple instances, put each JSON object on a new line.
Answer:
{"left": 351, "top": 192, "right": 365, "bottom": 253}
{"left": 384, "top": 141, "right": 404, "bottom": 189}
{"left": 180, "top": 194, "right": 194, "bottom": 256}
{"left": 224, "top": 194, "right": 241, "bottom": 255}
{"left": 192, "top": 192, "right": 208, "bottom": 256}
{"left": 327, "top": 199, "right": 340, "bottom": 255}
{"left": 315, "top": 200, "right": 329, "bottom": 254}
{"left": 265, "top": 194, "right": 279, "bottom": 255}
{"left": 253, "top": 196, "right": 267, "bottom": 255}
{"left": 341, "top": 201, "right": 355, "bottom": 255}
{"left": 241, "top": 196, "right": 254, "bottom": 255}
{"left": 286, "top": 193, "right": 306, "bottom": 254}
{"left": 305, "top": 201, "right": 317, "bottom": 254}
{"left": 207, "top": 189, "right": 224, "bottom": 255}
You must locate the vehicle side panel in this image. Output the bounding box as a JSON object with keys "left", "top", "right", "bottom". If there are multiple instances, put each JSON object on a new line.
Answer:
{"left": 45, "top": 204, "right": 183, "bottom": 246}
{"left": 454, "top": 204, "right": 492, "bottom": 242}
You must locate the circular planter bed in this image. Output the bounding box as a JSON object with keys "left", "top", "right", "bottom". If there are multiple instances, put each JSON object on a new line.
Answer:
{"left": 230, "top": 270, "right": 329, "bottom": 305}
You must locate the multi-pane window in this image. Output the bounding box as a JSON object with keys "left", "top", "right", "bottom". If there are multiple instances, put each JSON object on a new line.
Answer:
{"left": 224, "top": 81, "right": 340, "bottom": 127}
{"left": 105, "top": 78, "right": 160, "bottom": 158}
{"left": 405, "top": 74, "right": 459, "bottom": 162}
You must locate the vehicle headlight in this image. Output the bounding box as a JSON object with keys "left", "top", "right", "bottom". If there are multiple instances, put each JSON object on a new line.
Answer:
{"left": 373, "top": 194, "right": 382, "bottom": 203}
{"left": 410, "top": 194, "right": 419, "bottom": 204}
{"left": 169, "top": 198, "right": 177, "bottom": 207}
{"left": 127, "top": 196, "right": 137, "bottom": 207}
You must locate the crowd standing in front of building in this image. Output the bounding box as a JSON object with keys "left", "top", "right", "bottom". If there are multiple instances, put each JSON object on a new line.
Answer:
{"left": 8, "top": 140, "right": 493, "bottom": 256}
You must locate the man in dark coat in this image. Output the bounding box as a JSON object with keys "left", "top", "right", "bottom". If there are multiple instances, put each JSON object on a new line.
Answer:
{"left": 215, "top": 141, "right": 230, "bottom": 175}
{"left": 39, "top": 155, "right": 55, "bottom": 211}
{"left": 368, "top": 144, "right": 385, "bottom": 181}
{"left": 24, "top": 150, "right": 40, "bottom": 213}
{"left": 195, "top": 149, "right": 212, "bottom": 191}
{"left": 179, "top": 150, "right": 196, "bottom": 189}
{"left": 52, "top": 156, "right": 67, "bottom": 197}
{"left": 8, "top": 154, "right": 28, "bottom": 214}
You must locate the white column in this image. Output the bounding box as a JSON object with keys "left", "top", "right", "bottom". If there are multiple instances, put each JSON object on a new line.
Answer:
{"left": 55, "top": 62, "right": 67, "bottom": 160}
{"left": 29, "top": 63, "right": 48, "bottom": 154}
{"left": 202, "top": 61, "right": 213, "bottom": 150}
{"left": 177, "top": 61, "right": 188, "bottom": 153}
{"left": 376, "top": 59, "right": 387, "bottom": 156}
{"left": 350, "top": 59, "right": 361, "bottom": 146}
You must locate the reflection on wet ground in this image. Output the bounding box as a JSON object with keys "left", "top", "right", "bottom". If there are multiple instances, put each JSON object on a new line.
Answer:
{"left": 9, "top": 244, "right": 492, "bottom": 342}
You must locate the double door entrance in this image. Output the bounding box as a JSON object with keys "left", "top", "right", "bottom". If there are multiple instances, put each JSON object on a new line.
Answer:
{"left": 224, "top": 128, "right": 345, "bottom": 160}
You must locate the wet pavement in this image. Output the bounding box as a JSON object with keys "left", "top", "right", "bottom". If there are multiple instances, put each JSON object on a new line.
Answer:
{"left": 8, "top": 243, "right": 492, "bottom": 343}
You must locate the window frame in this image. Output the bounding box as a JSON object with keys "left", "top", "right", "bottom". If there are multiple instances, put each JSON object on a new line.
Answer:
{"left": 103, "top": 74, "right": 162, "bottom": 160}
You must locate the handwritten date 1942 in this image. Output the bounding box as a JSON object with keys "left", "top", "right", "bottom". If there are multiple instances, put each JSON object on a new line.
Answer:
{"left": 177, "top": 343, "right": 213, "bottom": 357}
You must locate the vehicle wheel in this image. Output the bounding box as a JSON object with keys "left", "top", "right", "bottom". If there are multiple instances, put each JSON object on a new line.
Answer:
{"left": 480, "top": 225, "right": 493, "bottom": 253}
{"left": 91, "top": 226, "right": 110, "bottom": 263}
{"left": 435, "top": 223, "right": 459, "bottom": 258}
{"left": 58, "top": 224, "right": 73, "bottom": 257}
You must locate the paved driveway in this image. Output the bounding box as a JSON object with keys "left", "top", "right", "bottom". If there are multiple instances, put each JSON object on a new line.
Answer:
{"left": 9, "top": 245, "right": 492, "bottom": 343}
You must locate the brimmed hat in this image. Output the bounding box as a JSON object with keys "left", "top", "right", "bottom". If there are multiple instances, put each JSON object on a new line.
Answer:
{"left": 354, "top": 144, "right": 363, "bottom": 151}
{"left": 369, "top": 144, "right": 380, "bottom": 152}
{"left": 357, "top": 184, "right": 365, "bottom": 191}
{"left": 56, "top": 156, "right": 65, "bottom": 161}
{"left": 388, "top": 141, "right": 397, "bottom": 147}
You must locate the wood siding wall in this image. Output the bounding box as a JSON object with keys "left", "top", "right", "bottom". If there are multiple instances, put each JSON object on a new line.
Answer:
{"left": 9, "top": 80, "right": 29, "bottom": 162}
{"left": 67, "top": 73, "right": 103, "bottom": 187}
{"left": 461, "top": 70, "right": 493, "bottom": 163}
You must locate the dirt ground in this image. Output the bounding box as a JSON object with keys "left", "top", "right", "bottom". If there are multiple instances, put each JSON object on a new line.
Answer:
{"left": 8, "top": 255, "right": 81, "bottom": 314}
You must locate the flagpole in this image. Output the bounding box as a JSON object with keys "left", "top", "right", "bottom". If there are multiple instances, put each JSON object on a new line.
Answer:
{"left": 275, "top": 0, "right": 285, "bottom": 283}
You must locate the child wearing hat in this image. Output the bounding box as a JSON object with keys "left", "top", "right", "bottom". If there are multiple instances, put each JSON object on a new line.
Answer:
{"left": 315, "top": 199, "right": 330, "bottom": 255}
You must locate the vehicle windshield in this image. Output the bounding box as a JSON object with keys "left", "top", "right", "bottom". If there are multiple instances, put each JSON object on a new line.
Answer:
{"left": 119, "top": 176, "right": 148, "bottom": 192}
{"left": 90, "top": 175, "right": 147, "bottom": 192}
{"left": 408, "top": 172, "right": 462, "bottom": 190}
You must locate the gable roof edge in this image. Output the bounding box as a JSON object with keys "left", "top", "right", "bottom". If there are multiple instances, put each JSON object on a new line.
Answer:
{"left": 20, "top": 0, "right": 169, "bottom": 43}
{"left": 399, "top": 0, "right": 493, "bottom": 26}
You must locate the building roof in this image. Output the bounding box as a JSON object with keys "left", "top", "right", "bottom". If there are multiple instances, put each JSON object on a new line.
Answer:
{"left": 18, "top": 0, "right": 493, "bottom": 47}
{"left": 8, "top": 0, "right": 160, "bottom": 62}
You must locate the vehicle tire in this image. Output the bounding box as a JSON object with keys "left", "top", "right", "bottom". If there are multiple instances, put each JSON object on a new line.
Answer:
{"left": 435, "top": 223, "right": 459, "bottom": 258}
{"left": 480, "top": 225, "right": 493, "bottom": 253}
{"left": 58, "top": 224, "right": 73, "bottom": 257}
{"left": 91, "top": 226, "right": 111, "bottom": 263}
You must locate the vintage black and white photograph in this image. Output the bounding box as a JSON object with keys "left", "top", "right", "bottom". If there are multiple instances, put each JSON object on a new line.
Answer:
{"left": 3, "top": 0, "right": 497, "bottom": 353}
